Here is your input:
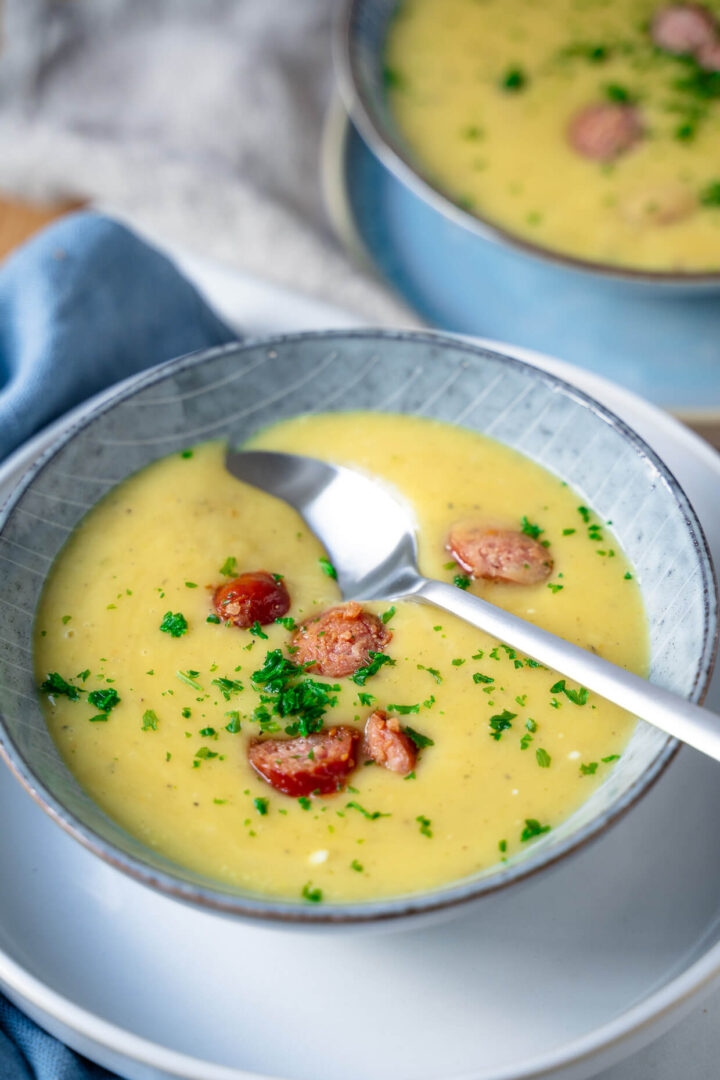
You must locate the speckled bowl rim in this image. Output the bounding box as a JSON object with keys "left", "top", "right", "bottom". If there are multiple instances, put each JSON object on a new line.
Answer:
{"left": 334, "top": 0, "right": 720, "bottom": 287}
{"left": 0, "top": 329, "right": 716, "bottom": 926}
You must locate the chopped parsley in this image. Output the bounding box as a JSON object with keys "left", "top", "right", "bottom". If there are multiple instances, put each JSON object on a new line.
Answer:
{"left": 350, "top": 859, "right": 364, "bottom": 872}
{"left": 346, "top": 801, "right": 390, "bottom": 820}
{"left": 302, "top": 882, "right": 323, "bottom": 903}
{"left": 451, "top": 658, "right": 465, "bottom": 666}
{"left": 521, "top": 818, "right": 551, "bottom": 842}
{"left": 520, "top": 516, "right": 543, "bottom": 540}
{"left": 381, "top": 605, "right": 396, "bottom": 624}
{"left": 206, "top": 614, "right": 221, "bottom": 624}
{"left": 176, "top": 670, "right": 203, "bottom": 691}
{"left": 318, "top": 556, "right": 337, "bottom": 579}
{"left": 578, "top": 506, "right": 591, "bottom": 523}
{"left": 453, "top": 574, "right": 471, "bottom": 590}
{"left": 500, "top": 65, "right": 527, "bottom": 92}
{"left": 701, "top": 180, "right": 720, "bottom": 206}
{"left": 195, "top": 747, "right": 218, "bottom": 761}
{"left": 605, "top": 82, "right": 634, "bottom": 103}
{"left": 253, "top": 797, "right": 269, "bottom": 816}
{"left": 212, "top": 676, "right": 244, "bottom": 701}
{"left": 562, "top": 528, "right": 576, "bottom": 536}
{"left": 473, "top": 672, "right": 494, "bottom": 684}
{"left": 624, "top": 571, "right": 633, "bottom": 580}
{"left": 550, "top": 679, "right": 589, "bottom": 706}
{"left": 159, "top": 611, "right": 188, "bottom": 638}
{"left": 219, "top": 556, "right": 237, "bottom": 577}
{"left": 536, "top": 748, "right": 551, "bottom": 768}
{"left": 417, "top": 664, "right": 442, "bottom": 683}
{"left": 489, "top": 709, "right": 516, "bottom": 741}
{"left": 404, "top": 726, "right": 434, "bottom": 749}
{"left": 416, "top": 815, "right": 433, "bottom": 838}
{"left": 602, "top": 754, "right": 620, "bottom": 763}
{"left": 61, "top": 615, "right": 72, "bottom": 625}
{"left": 298, "top": 796, "right": 311, "bottom": 810}
{"left": 77, "top": 669, "right": 91, "bottom": 682}
{"left": 40, "top": 672, "right": 83, "bottom": 701}
{"left": 249, "top": 621, "right": 268, "bottom": 639}
{"left": 547, "top": 583, "right": 564, "bottom": 594}
{"left": 142, "top": 709, "right": 159, "bottom": 731}
{"left": 357, "top": 692, "right": 375, "bottom": 706}
{"left": 225, "top": 712, "right": 242, "bottom": 733}
{"left": 580, "top": 761, "right": 598, "bottom": 776}
{"left": 251, "top": 649, "right": 339, "bottom": 736}
{"left": 350, "top": 651, "right": 395, "bottom": 686}
{"left": 185, "top": 581, "right": 198, "bottom": 589}
{"left": 88, "top": 687, "right": 120, "bottom": 713}
{"left": 275, "top": 616, "right": 296, "bottom": 630}
{"left": 499, "top": 838, "right": 508, "bottom": 853}
{"left": 388, "top": 702, "right": 420, "bottom": 715}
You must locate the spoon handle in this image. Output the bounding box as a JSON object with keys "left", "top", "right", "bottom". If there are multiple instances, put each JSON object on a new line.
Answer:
{"left": 414, "top": 577, "right": 720, "bottom": 763}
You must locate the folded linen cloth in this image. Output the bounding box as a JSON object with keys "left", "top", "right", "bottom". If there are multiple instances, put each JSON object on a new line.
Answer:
{"left": 0, "top": 210, "right": 236, "bottom": 460}
{"left": 0, "top": 210, "right": 237, "bottom": 1078}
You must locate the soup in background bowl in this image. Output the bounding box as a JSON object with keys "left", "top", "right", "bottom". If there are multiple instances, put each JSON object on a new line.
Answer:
{"left": 338, "top": 0, "right": 720, "bottom": 281}
{"left": 0, "top": 331, "right": 715, "bottom": 925}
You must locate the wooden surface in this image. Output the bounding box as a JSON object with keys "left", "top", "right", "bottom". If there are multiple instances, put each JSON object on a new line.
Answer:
{"left": 0, "top": 192, "right": 718, "bottom": 451}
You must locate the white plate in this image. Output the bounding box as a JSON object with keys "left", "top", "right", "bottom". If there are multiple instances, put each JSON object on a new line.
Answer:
{"left": 1, "top": 253, "right": 720, "bottom": 1080}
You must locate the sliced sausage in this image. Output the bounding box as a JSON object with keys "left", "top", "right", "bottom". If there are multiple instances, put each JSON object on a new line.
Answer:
{"left": 292, "top": 602, "right": 391, "bottom": 678}
{"left": 213, "top": 571, "right": 290, "bottom": 628}
{"left": 696, "top": 37, "right": 720, "bottom": 67}
{"left": 651, "top": 4, "right": 716, "bottom": 53}
{"left": 364, "top": 710, "right": 417, "bottom": 776}
{"left": 448, "top": 523, "right": 553, "bottom": 585}
{"left": 248, "top": 726, "right": 359, "bottom": 797}
{"left": 567, "top": 103, "right": 643, "bottom": 162}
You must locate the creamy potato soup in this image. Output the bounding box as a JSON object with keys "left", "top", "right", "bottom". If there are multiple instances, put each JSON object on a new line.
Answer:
{"left": 385, "top": 0, "right": 720, "bottom": 271}
{"left": 35, "top": 414, "right": 647, "bottom": 903}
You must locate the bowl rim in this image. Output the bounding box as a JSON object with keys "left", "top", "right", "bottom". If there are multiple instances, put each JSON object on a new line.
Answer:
{"left": 334, "top": 0, "right": 720, "bottom": 287}
{"left": 0, "top": 328, "right": 716, "bottom": 925}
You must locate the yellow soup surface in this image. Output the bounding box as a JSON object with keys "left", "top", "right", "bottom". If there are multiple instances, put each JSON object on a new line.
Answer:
{"left": 385, "top": 0, "right": 720, "bottom": 271}
{"left": 35, "top": 414, "right": 647, "bottom": 903}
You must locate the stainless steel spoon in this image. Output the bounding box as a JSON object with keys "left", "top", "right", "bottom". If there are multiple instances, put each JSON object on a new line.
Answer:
{"left": 226, "top": 448, "right": 720, "bottom": 761}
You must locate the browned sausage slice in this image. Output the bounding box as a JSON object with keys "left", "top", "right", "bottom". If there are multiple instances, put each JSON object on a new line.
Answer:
{"left": 248, "top": 726, "right": 360, "bottom": 797}
{"left": 213, "top": 571, "right": 290, "bottom": 628}
{"left": 448, "top": 523, "right": 553, "bottom": 585}
{"left": 651, "top": 4, "right": 716, "bottom": 53}
{"left": 364, "top": 710, "right": 417, "bottom": 776}
{"left": 567, "top": 103, "right": 643, "bottom": 162}
{"left": 292, "top": 602, "right": 391, "bottom": 678}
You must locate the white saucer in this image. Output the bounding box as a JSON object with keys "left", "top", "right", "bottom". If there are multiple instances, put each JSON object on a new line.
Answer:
{"left": 1, "top": 253, "right": 720, "bottom": 1080}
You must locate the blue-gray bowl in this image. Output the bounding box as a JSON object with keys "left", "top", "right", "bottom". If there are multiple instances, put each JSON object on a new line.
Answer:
{"left": 0, "top": 330, "right": 716, "bottom": 926}
{"left": 335, "top": 0, "right": 720, "bottom": 292}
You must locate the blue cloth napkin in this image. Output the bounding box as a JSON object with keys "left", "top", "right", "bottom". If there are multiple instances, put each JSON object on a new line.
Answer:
{"left": 0, "top": 211, "right": 237, "bottom": 1078}
{"left": 0, "top": 211, "right": 236, "bottom": 460}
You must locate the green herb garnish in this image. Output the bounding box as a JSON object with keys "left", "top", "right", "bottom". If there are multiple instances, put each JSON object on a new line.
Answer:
{"left": 550, "top": 679, "right": 589, "bottom": 705}
{"left": 88, "top": 688, "right": 120, "bottom": 713}
{"left": 536, "top": 747, "right": 551, "bottom": 768}
{"left": 416, "top": 815, "right": 433, "bottom": 838}
{"left": 159, "top": 611, "right": 188, "bottom": 638}
{"left": 350, "top": 651, "right": 395, "bottom": 686}
{"left": 404, "top": 726, "right": 434, "bottom": 749}
{"left": 489, "top": 709, "right": 516, "bottom": 740}
{"left": 219, "top": 556, "right": 237, "bottom": 577}
{"left": 142, "top": 709, "right": 159, "bottom": 731}
{"left": 318, "top": 556, "right": 337, "bottom": 580}
{"left": 521, "top": 818, "right": 551, "bottom": 842}
{"left": 346, "top": 801, "right": 390, "bottom": 820}
{"left": 40, "top": 672, "right": 82, "bottom": 701}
